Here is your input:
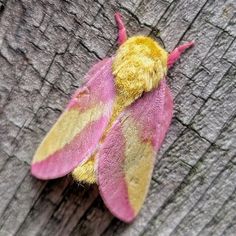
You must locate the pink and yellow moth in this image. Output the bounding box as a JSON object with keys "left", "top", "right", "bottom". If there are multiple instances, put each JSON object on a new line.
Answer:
{"left": 31, "top": 12, "right": 194, "bottom": 222}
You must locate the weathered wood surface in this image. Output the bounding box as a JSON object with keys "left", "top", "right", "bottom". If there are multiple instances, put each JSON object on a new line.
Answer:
{"left": 0, "top": 0, "right": 235, "bottom": 235}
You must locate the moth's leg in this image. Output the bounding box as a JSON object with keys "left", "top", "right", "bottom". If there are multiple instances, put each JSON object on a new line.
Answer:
{"left": 168, "top": 41, "right": 195, "bottom": 69}
{"left": 115, "top": 12, "right": 127, "bottom": 45}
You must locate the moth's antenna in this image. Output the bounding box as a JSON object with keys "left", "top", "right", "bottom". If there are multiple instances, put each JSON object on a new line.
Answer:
{"left": 168, "top": 41, "right": 195, "bottom": 69}
{"left": 115, "top": 12, "right": 127, "bottom": 45}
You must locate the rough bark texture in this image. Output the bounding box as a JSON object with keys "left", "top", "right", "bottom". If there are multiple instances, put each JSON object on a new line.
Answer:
{"left": 0, "top": 0, "right": 235, "bottom": 235}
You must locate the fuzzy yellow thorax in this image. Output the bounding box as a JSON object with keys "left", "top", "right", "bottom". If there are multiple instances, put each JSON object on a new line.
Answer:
{"left": 111, "top": 36, "right": 168, "bottom": 120}
{"left": 72, "top": 36, "right": 168, "bottom": 184}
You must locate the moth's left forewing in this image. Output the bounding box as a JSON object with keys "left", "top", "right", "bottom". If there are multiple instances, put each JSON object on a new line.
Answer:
{"left": 97, "top": 79, "right": 173, "bottom": 222}
{"left": 31, "top": 58, "right": 115, "bottom": 180}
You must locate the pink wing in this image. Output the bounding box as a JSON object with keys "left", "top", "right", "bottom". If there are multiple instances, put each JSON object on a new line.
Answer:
{"left": 31, "top": 58, "right": 115, "bottom": 180}
{"left": 97, "top": 79, "right": 173, "bottom": 222}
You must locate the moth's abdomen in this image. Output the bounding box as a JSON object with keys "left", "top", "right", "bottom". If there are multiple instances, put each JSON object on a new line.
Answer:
{"left": 112, "top": 36, "right": 168, "bottom": 109}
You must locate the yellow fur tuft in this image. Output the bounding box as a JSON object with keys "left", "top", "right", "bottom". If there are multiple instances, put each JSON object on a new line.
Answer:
{"left": 72, "top": 156, "right": 96, "bottom": 184}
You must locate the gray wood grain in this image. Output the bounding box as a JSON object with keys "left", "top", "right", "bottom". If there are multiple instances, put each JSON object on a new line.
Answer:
{"left": 0, "top": 0, "right": 235, "bottom": 235}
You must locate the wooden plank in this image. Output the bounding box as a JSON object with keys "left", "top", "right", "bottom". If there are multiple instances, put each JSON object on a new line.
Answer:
{"left": 0, "top": 0, "right": 235, "bottom": 235}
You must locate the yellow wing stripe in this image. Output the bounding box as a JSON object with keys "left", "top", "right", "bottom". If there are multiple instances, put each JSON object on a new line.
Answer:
{"left": 122, "top": 118, "right": 154, "bottom": 214}
{"left": 33, "top": 105, "right": 104, "bottom": 163}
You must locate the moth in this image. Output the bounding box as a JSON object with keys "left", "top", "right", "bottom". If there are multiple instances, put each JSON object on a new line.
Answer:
{"left": 31, "top": 13, "right": 194, "bottom": 222}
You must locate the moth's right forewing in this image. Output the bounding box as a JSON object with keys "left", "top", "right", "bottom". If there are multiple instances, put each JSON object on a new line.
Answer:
{"left": 31, "top": 58, "right": 116, "bottom": 180}
{"left": 97, "top": 79, "right": 173, "bottom": 222}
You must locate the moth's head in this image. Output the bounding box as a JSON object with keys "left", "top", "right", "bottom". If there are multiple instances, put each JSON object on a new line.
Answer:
{"left": 121, "top": 36, "right": 167, "bottom": 69}
{"left": 112, "top": 36, "right": 168, "bottom": 102}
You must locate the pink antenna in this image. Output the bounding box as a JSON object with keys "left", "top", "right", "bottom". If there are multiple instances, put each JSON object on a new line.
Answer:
{"left": 168, "top": 41, "right": 195, "bottom": 69}
{"left": 115, "top": 12, "right": 127, "bottom": 45}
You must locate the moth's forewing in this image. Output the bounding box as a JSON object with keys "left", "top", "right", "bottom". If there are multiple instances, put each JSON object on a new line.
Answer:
{"left": 31, "top": 58, "right": 115, "bottom": 180}
{"left": 97, "top": 79, "right": 173, "bottom": 222}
